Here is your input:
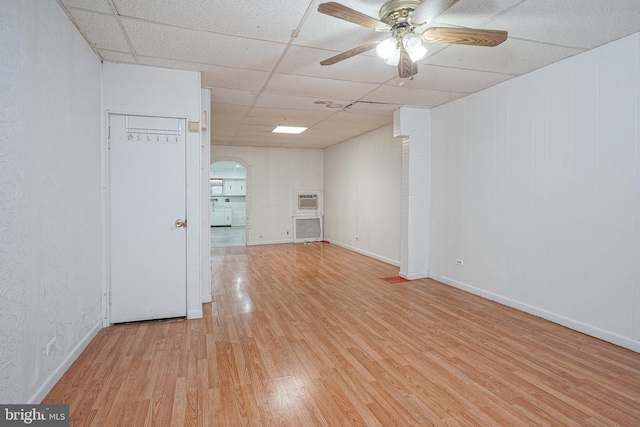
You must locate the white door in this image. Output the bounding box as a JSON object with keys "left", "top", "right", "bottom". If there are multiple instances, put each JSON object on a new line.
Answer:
{"left": 109, "top": 114, "right": 187, "bottom": 323}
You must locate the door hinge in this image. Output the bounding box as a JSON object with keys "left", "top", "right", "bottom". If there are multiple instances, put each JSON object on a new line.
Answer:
{"left": 109, "top": 292, "right": 112, "bottom": 305}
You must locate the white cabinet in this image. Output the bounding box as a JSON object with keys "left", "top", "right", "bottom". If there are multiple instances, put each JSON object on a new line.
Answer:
{"left": 211, "top": 208, "right": 232, "bottom": 226}
{"left": 224, "top": 180, "right": 246, "bottom": 196}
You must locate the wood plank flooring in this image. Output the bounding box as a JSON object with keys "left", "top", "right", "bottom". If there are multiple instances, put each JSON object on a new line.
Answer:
{"left": 44, "top": 242, "right": 640, "bottom": 426}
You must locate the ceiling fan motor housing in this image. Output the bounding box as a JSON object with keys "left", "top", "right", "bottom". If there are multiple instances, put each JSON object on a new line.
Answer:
{"left": 379, "top": 0, "right": 423, "bottom": 25}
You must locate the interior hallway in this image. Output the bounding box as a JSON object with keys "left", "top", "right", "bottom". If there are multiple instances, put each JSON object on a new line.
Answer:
{"left": 44, "top": 243, "right": 640, "bottom": 426}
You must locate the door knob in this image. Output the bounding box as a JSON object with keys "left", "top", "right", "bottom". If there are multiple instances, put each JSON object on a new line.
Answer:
{"left": 175, "top": 219, "right": 187, "bottom": 228}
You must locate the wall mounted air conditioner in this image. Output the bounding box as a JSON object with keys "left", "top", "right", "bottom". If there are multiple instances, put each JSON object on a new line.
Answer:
{"left": 294, "top": 189, "right": 322, "bottom": 214}
{"left": 298, "top": 194, "right": 318, "bottom": 210}
{"left": 293, "top": 215, "right": 323, "bottom": 243}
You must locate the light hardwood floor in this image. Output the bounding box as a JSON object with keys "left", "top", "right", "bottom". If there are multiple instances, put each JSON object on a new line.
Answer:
{"left": 44, "top": 243, "right": 640, "bottom": 426}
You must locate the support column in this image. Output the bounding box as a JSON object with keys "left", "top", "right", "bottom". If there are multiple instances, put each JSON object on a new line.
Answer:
{"left": 394, "top": 107, "right": 431, "bottom": 279}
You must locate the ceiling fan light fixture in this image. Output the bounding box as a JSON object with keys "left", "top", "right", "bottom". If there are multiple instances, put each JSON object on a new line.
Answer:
{"left": 409, "top": 43, "right": 427, "bottom": 62}
{"left": 402, "top": 33, "right": 427, "bottom": 62}
{"left": 384, "top": 48, "right": 401, "bottom": 66}
{"left": 376, "top": 37, "right": 397, "bottom": 59}
{"left": 402, "top": 33, "right": 421, "bottom": 50}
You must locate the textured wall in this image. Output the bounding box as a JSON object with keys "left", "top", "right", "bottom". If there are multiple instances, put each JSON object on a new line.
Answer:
{"left": 0, "top": 1, "right": 103, "bottom": 402}
{"left": 323, "top": 125, "right": 402, "bottom": 266}
{"left": 0, "top": 0, "right": 29, "bottom": 405}
{"left": 430, "top": 33, "right": 640, "bottom": 351}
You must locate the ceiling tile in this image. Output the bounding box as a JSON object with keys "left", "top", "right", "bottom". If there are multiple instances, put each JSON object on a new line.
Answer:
{"left": 255, "top": 93, "right": 352, "bottom": 111}
{"left": 386, "top": 64, "right": 513, "bottom": 93}
{"left": 426, "top": 0, "right": 525, "bottom": 28}
{"left": 138, "top": 57, "right": 270, "bottom": 91}
{"left": 112, "top": 0, "right": 313, "bottom": 43}
{"left": 235, "top": 124, "right": 278, "bottom": 135}
{"left": 265, "top": 73, "right": 380, "bottom": 100}
{"left": 98, "top": 49, "right": 136, "bottom": 63}
{"left": 277, "top": 45, "right": 398, "bottom": 84}
{"left": 362, "top": 85, "right": 450, "bottom": 107}
{"left": 242, "top": 106, "right": 332, "bottom": 127}
{"left": 68, "top": 9, "right": 130, "bottom": 51}
{"left": 211, "top": 88, "right": 258, "bottom": 106}
{"left": 489, "top": 0, "right": 640, "bottom": 49}
{"left": 324, "top": 110, "right": 393, "bottom": 127}
{"left": 61, "top": 0, "right": 111, "bottom": 13}
{"left": 427, "top": 38, "right": 583, "bottom": 76}
{"left": 211, "top": 124, "right": 243, "bottom": 139}
{"left": 211, "top": 103, "right": 251, "bottom": 117}
{"left": 121, "top": 19, "right": 287, "bottom": 71}
{"left": 341, "top": 101, "right": 401, "bottom": 116}
{"left": 295, "top": 1, "right": 391, "bottom": 52}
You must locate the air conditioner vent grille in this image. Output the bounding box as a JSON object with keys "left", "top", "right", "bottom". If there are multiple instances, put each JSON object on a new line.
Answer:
{"left": 293, "top": 216, "right": 323, "bottom": 242}
{"left": 298, "top": 194, "right": 318, "bottom": 210}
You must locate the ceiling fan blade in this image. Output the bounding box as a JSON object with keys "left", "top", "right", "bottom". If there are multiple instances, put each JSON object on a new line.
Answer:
{"left": 411, "top": 0, "right": 459, "bottom": 25}
{"left": 318, "top": 2, "right": 390, "bottom": 31}
{"left": 398, "top": 46, "right": 418, "bottom": 78}
{"left": 320, "top": 40, "right": 381, "bottom": 66}
{"left": 422, "top": 27, "right": 508, "bottom": 47}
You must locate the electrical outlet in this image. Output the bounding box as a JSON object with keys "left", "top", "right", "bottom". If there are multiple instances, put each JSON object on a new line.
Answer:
{"left": 455, "top": 259, "right": 464, "bottom": 266}
{"left": 259, "top": 232, "right": 264, "bottom": 238}
{"left": 46, "top": 337, "right": 56, "bottom": 356}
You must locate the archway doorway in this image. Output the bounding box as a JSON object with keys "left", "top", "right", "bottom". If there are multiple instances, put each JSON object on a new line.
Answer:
{"left": 209, "top": 160, "right": 248, "bottom": 247}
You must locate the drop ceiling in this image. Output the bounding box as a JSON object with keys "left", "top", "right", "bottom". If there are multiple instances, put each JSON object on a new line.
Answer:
{"left": 58, "top": 0, "right": 640, "bottom": 149}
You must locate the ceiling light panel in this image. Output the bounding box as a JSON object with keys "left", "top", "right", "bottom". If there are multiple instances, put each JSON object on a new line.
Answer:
{"left": 272, "top": 126, "right": 308, "bottom": 134}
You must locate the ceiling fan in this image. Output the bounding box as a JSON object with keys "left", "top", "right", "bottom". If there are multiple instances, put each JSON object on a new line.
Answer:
{"left": 318, "top": 0, "right": 508, "bottom": 78}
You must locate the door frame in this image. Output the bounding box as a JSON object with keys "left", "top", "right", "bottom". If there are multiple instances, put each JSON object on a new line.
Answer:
{"left": 102, "top": 111, "right": 204, "bottom": 326}
{"left": 210, "top": 156, "right": 251, "bottom": 244}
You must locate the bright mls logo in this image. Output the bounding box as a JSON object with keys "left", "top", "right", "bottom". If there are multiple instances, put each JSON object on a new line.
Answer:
{"left": 0, "top": 405, "right": 69, "bottom": 427}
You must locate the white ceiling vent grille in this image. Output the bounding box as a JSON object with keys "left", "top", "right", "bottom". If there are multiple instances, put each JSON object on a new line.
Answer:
{"left": 293, "top": 216, "right": 323, "bottom": 243}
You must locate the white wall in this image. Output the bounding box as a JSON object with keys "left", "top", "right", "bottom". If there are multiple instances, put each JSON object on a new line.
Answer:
{"left": 0, "top": 0, "right": 103, "bottom": 403}
{"left": 102, "top": 62, "right": 204, "bottom": 319}
{"left": 324, "top": 125, "right": 402, "bottom": 266}
{"left": 210, "top": 146, "right": 323, "bottom": 245}
{"left": 430, "top": 33, "right": 640, "bottom": 351}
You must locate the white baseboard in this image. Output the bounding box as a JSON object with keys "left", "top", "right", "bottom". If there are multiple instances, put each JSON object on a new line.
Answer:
{"left": 29, "top": 319, "right": 103, "bottom": 404}
{"left": 187, "top": 309, "right": 203, "bottom": 319}
{"left": 328, "top": 240, "right": 400, "bottom": 267}
{"left": 429, "top": 273, "right": 640, "bottom": 353}
{"left": 399, "top": 271, "right": 430, "bottom": 280}
{"left": 247, "top": 238, "right": 291, "bottom": 246}
{"left": 202, "top": 294, "right": 212, "bottom": 303}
